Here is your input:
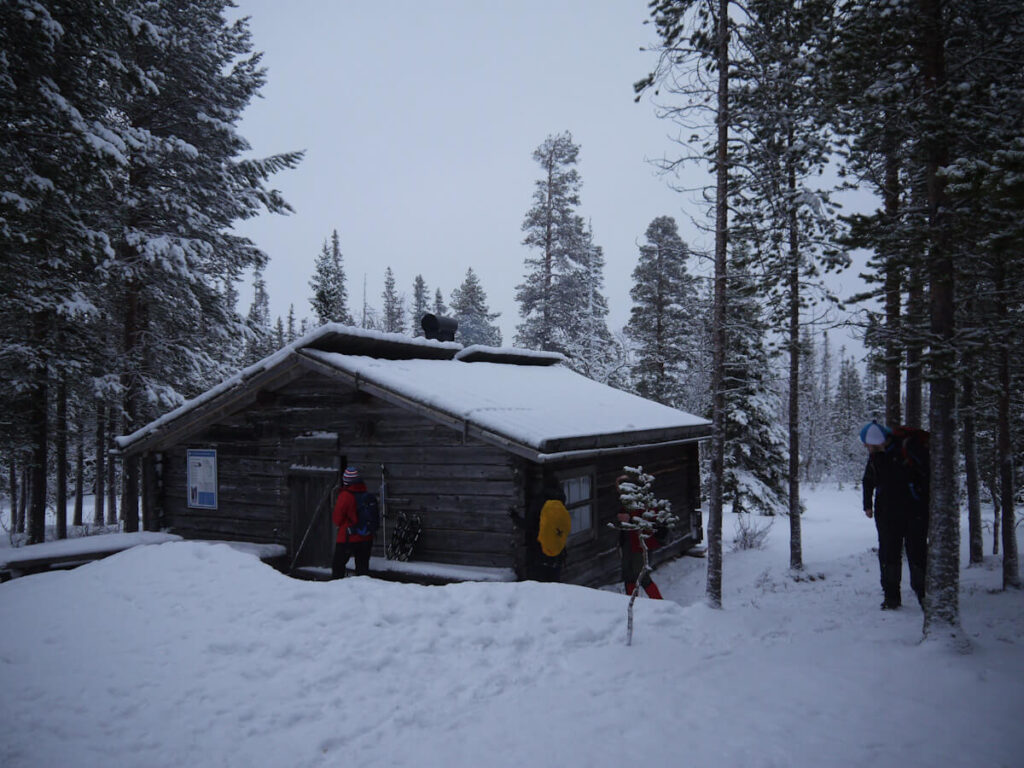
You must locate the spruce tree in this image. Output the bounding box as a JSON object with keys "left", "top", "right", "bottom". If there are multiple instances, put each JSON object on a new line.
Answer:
{"left": 101, "top": 0, "right": 301, "bottom": 530}
{"left": 411, "top": 275, "right": 430, "bottom": 336}
{"left": 831, "top": 0, "right": 1024, "bottom": 637}
{"left": 381, "top": 267, "right": 406, "bottom": 334}
{"left": 433, "top": 288, "right": 449, "bottom": 318}
{"left": 515, "top": 133, "right": 614, "bottom": 376}
{"left": 626, "top": 216, "right": 699, "bottom": 408}
{"left": 286, "top": 305, "right": 297, "bottom": 342}
{"left": 832, "top": 351, "right": 866, "bottom": 486}
{"left": 723, "top": 255, "right": 788, "bottom": 517}
{"left": 638, "top": 0, "right": 734, "bottom": 606}
{"left": 730, "top": 0, "right": 845, "bottom": 570}
{"left": 450, "top": 268, "right": 502, "bottom": 347}
{"left": 309, "top": 229, "right": 352, "bottom": 325}
{"left": 245, "top": 269, "right": 273, "bottom": 363}
{"left": 0, "top": 0, "right": 137, "bottom": 542}
{"left": 562, "top": 223, "right": 617, "bottom": 382}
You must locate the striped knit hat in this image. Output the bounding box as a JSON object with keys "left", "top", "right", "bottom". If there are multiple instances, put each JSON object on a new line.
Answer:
{"left": 342, "top": 466, "right": 361, "bottom": 485}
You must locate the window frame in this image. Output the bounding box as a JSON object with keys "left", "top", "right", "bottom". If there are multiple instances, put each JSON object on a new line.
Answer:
{"left": 556, "top": 467, "right": 597, "bottom": 543}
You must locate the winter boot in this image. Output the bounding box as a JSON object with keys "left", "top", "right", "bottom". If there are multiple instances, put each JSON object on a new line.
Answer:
{"left": 880, "top": 563, "right": 902, "bottom": 610}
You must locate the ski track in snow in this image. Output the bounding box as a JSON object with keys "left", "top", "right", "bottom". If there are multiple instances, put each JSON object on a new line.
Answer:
{"left": 1, "top": 485, "right": 1022, "bottom": 768}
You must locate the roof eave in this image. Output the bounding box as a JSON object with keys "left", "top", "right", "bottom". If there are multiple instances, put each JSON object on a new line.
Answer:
{"left": 119, "top": 352, "right": 308, "bottom": 457}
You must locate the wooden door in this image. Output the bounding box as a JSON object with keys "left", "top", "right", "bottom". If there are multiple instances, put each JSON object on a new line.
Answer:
{"left": 288, "top": 469, "right": 339, "bottom": 572}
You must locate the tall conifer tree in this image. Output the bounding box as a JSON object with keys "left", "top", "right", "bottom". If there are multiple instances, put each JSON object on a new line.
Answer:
{"left": 309, "top": 229, "right": 352, "bottom": 325}
{"left": 381, "top": 267, "right": 406, "bottom": 334}
{"left": 626, "top": 216, "right": 699, "bottom": 408}
{"left": 450, "top": 268, "right": 502, "bottom": 347}
{"left": 411, "top": 275, "right": 430, "bottom": 336}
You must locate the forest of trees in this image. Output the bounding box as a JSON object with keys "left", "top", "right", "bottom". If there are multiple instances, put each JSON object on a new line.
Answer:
{"left": 1, "top": 0, "right": 302, "bottom": 541}
{"left": 637, "top": 0, "right": 1022, "bottom": 641}
{"left": 2, "top": 1, "right": 1020, "bottom": 645}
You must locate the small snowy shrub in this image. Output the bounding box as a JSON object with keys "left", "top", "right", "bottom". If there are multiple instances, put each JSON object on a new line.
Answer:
{"left": 732, "top": 512, "right": 774, "bottom": 551}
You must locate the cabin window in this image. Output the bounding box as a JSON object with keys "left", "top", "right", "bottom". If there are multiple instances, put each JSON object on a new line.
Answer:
{"left": 560, "top": 472, "right": 594, "bottom": 539}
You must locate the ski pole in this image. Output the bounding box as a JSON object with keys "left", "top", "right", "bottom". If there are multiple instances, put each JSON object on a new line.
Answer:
{"left": 380, "top": 462, "right": 388, "bottom": 559}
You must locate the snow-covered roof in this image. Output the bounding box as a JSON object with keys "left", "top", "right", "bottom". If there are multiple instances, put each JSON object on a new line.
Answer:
{"left": 300, "top": 349, "right": 709, "bottom": 458}
{"left": 116, "top": 324, "right": 459, "bottom": 452}
{"left": 117, "top": 324, "right": 710, "bottom": 462}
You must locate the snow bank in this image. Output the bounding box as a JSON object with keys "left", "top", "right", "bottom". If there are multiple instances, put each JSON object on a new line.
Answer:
{"left": 1, "top": 488, "right": 1021, "bottom": 768}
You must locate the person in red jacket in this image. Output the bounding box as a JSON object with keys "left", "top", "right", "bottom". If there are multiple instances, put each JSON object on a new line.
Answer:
{"left": 332, "top": 466, "right": 373, "bottom": 578}
{"left": 616, "top": 474, "right": 664, "bottom": 600}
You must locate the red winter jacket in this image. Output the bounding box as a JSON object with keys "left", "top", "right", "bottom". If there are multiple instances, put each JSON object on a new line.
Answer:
{"left": 620, "top": 510, "right": 665, "bottom": 553}
{"left": 332, "top": 483, "right": 372, "bottom": 543}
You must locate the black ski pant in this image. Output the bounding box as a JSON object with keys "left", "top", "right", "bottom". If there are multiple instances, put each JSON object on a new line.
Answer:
{"left": 332, "top": 540, "right": 372, "bottom": 579}
{"left": 874, "top": 510, "right": 927, "bottom": 603}
{"left": 525, "top": 543, "right": 564, "bottom": 582}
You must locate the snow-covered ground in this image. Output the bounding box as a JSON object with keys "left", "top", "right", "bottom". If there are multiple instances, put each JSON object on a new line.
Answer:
{"left": 1, "top": 486, "right": 1021, "bottom": 768}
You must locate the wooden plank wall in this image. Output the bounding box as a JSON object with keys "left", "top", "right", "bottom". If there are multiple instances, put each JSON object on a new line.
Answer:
{"left": 156, "top": 371, "right": 521, "bottom": 569}
{"left": 525, "top": 443, "right": 702, "bottom": 588}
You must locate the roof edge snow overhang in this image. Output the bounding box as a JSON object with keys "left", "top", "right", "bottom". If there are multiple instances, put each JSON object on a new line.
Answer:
{"left": 297, "top": 351, "right": 712, "bottom": 464}
{"left": 536, "top": 423, "right": 712, "bottom": 456}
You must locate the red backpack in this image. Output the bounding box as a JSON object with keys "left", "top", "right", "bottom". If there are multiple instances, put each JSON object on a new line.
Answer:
{"left": 890, "top": 425, "right": 930, "bottom": 500}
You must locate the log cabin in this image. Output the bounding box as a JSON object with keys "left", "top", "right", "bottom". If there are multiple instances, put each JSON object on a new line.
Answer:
{"left": 116, "top": 324, "right": 711, "bottom": 587}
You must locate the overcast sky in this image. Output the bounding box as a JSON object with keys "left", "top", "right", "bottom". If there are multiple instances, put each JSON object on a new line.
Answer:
{"left": 232, "top": 0, "right": 870, "bottom": 356}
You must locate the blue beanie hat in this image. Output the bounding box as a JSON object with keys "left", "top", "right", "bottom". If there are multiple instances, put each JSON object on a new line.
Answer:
{"left": 859, "top": 420, "right": 891, "bottom": 446}
{"left": 342, "top": 467, "right": 361, "bottom": 485}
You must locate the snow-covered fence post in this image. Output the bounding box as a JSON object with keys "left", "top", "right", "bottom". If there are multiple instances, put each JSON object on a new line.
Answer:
{"left": 610, "top": 466, "right": 678, "bottom": 646}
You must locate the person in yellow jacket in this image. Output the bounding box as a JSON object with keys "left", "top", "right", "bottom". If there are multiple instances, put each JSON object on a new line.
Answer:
{"left": 510, "top": 480, "right": 570, "bottom": 582}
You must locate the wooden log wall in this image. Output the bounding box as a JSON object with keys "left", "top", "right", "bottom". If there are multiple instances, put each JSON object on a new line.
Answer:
{"left": 155, "top": 371, "right": 521, "bottom": 570}
{"left": 524, "top": 443, "right": 702, "bottom": 588}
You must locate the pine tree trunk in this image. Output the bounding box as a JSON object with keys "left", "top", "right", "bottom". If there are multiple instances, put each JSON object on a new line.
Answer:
{"left": 56, "top": 378, "right": 68, "bottom": 540}
{"left": 543, "top": 165, "right": 554, "bottom": 351}
{"left": 94, "top": 400, "right": 106, "bottom": 526}
{"left": 961, "top": 368, "right": 983, "bottom": 565}
{"left": 705, "top": 0, "right": 730, "bottom": 609}
{"left": 142, "top": 453, "right": 157, "bottom": 531}
{"left": 121, "top": 279, "right": 141, "bottom": 533}
{"left": 884, "top": 161, "right": 901, "bottom": 423}
{"left": 28, "top": 377, "right": 47, "bottom": 545}
{"left": 73, "top": 414, "right": 84, "bottom": 528}
{"left": 988, "top": 473, "right": 1000, "bottom": 556}
{"left": 905, "top": 270, "right": 924, "bottom": 428}
{"left": 121, "top": 455, "right": 139, "bottom": 533}
{"left": 8, "top": 462, "right": 16, "bottom": 533}
{"left": 919, "top": 0, "right": 964, "bottom": 645}
{"left": 106, "top": 408, "right": 118, "bottom": 525}
{"left": 27, "top": 312, "right": 48, "bottom": 545}
{"left": 994, "top": 259, "right": 1020, "bottom": 589}
{"left": 17, "top": 466, "right": 28, "bottom": 534}
{"left": 882, "top": 132, "right": 902, "bottom": 427}
{"left": 787, "top": 150, "right": 803, "bottom": 571}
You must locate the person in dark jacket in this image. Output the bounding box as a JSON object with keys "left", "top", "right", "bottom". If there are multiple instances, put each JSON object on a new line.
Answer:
{"left": 861, "top": 421, "right": 927, "bottom": 609}
{"left": 331, "top": 466, "right": 373, "bottom": 578}
{"left": 616, "top": 474, "right": 664, "bottom": 600}
{"left": 510, "top": 480, "right": 569, "bottom": 582}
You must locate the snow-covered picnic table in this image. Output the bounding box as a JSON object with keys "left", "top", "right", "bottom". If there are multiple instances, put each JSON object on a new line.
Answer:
{"left": 0, "top": 534, "right": 289, "bottom": 580}
{"left": 0, "top": 532, "right": 184, "bottom": 579}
